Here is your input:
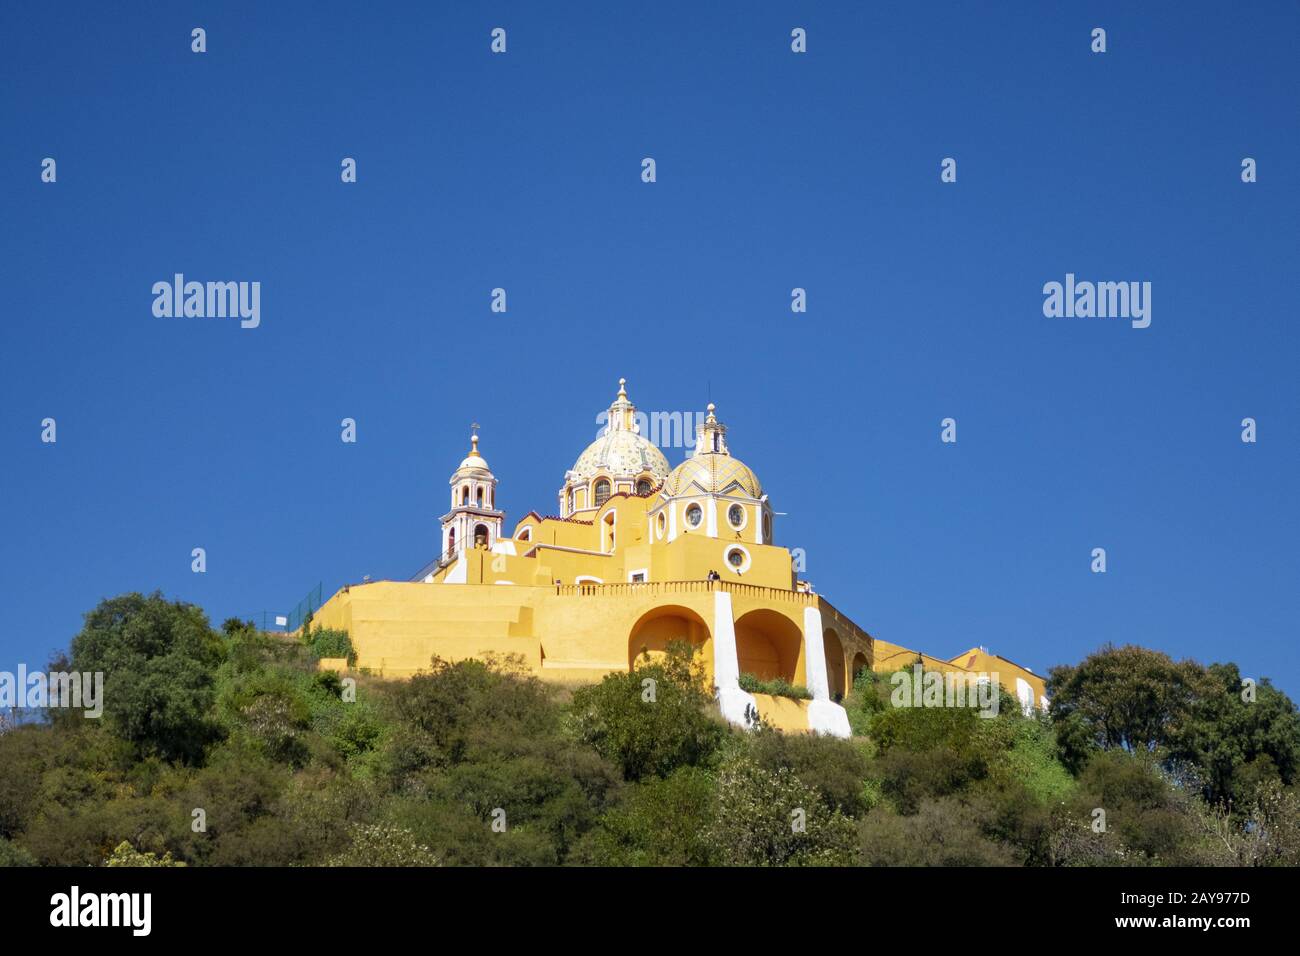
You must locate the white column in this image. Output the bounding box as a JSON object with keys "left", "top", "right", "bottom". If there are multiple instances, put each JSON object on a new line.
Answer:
{"left": 713, "top": 590, "right": 757, "bottom": 728}
{"left": 803, "top": 604, "right": 851, "bottom": 738}
{"left": 802, "top": 606, "right": 831, "bottom": 701}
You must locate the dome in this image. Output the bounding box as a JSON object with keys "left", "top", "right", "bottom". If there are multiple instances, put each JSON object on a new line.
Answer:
{"left": 451, "top": 433, "right": 493, "bottom": 480}
{"left": 663, "top": 453, "right": 762, "bottom": 498}
{"left": 571, "top": 430, "right": 669, "bottom": 482}
{"left": 567, "top": 378, "right": 669, "bottom": 483}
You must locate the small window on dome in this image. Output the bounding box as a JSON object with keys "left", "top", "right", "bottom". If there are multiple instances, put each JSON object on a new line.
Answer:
{"left": 636, "top": 478, "right": 652, "bottom": 496}
{"left": 727, "top": 504, "right": 745, "bottom": 530}
{"left": 685, "top": 503, "right": 703, "bottom": 528}
{"left": 594, "top": 479, "right": 611, "bottom": 507}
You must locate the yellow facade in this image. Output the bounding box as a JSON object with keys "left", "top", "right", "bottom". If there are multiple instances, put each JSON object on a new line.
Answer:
{"left": 309, "top": 381, "right": 1048, "bottom": 735}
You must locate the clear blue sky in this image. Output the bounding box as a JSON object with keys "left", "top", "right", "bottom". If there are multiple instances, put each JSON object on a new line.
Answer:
{"left": 2, "top": 2, "right": 1297, "bottom": 694}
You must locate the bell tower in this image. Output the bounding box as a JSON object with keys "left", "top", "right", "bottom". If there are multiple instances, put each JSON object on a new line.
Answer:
{"left": 440, "top": 424, "right": 504, "bottom": 558}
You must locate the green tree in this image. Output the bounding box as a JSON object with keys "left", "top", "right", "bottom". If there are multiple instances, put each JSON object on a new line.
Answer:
{"left": 70, "top": 592, "right": 225, "bottom": 763}
{"left": 705, "top": 755, "right": 856, "bottom": 866}
{"left": 570, "top": 642, "right": 727, "bottom": 782}
{"left": 1167, "top": 663, "right": 1300, "bottom": 806}
{"left": 1047, "top": 644, "right": 1207, "bottom": 766}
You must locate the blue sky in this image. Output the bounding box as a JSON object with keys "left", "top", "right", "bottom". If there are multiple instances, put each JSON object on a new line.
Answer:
{"left": 2, "top": 2, "right": 1297, "bottom": 694}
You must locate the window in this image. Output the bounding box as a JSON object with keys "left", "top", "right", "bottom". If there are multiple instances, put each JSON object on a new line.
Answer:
{"left": 727, "top": 503, "right": 746, "bottom": 530}
{"left": 461, "top": 486, "right": 470, "bottom": 505}
{"left": 724, "top": 545, "right": 751, "bottom": 573}
{"left": 629, "top": 570, "right": 647, "bottom": 583}
{"left": 685, "top": 503, "right": 702, "bottom": 528}
{"left": 763, "top": 512, "right": 772, "bottom": 541}
{"left": 476, "top": 487, "right": 484, "bottom": 506}
{"left": 636, "top": 478, "right": 652, "bottom": 495}
{"left": 593, "top": 479, "right": 611, "bottom": 507}
{"left": 517, "top": 527, "right": 531, "bottom": 542}
{"left": 656, "top": 511, "right": 666, "bottom": 539}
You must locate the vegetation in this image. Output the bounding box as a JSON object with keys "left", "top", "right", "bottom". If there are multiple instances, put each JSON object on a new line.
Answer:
{"left": 738, "top": 673, "right": 813, "bottom": 700}
{"left": 0, "top": 593, "right": 1297, "bottom": 867}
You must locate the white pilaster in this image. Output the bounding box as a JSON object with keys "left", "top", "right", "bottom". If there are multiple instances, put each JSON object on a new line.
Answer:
{"left": 803, "top": 605, "right": 851, "bottom": 737}
{"left": 713, "top": 590, "right": 757, "bottom": 728}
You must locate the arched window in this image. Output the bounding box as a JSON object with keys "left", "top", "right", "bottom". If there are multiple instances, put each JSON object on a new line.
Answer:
{"left": 474, "top": 524, "right": 490, "bottom": 548}
{"left": 447, "top": 527, "right": 456, "bottom": 555}
{"left": 461, "top": 486, "right": 470, "bottom": 505}
{"left": 636, "top": 478, "right": 652, "bottom": 496}
{"left": 593, "top": 479, "right": 611, "bottom": 507}
{"left": 476, "top": 487, "right": 484, "bottom": 506}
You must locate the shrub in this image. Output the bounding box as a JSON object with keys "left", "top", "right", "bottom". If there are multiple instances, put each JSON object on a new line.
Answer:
{"left": 738, "top": 673, "right": 812, "bottom": 700}
{"left": 570, "top": 642, "right": 727, "bottom": 782}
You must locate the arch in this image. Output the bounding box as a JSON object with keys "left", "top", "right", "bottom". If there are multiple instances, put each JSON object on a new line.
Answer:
{"left": 851, "top": 652, "right": 869, "bottom": 684}
{"left": 593, "top": 478, "right": 611, "bottom": 507}
{"left": 628, "top": 604, "right": 710, "bottom": 672}
{"left": 734, "top": 608, "right": 803, "bottom": 684}
{"left": 460, "top": 485, "right": 470, "bottom": 505}
{"left": 476, "top": 487, "right": 484, "bottom": 506}
{"left": 636, "top": 477, "right": 653, "bottom": 496}
{"left": 823, "top": 628, "right": 846, "bottom": 700}
{"left": 473, "top": 523, "right": 490, "bottom": 547}
{"left": 447, "top": 527, "right": 456, "bottom": 555}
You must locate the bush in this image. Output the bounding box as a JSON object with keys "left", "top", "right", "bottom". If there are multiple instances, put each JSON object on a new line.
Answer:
{"left": 571, "top": 642, "right": 727, "bottom": 782}
{"left": 738, "top": 673, "right": 812, "bottom": 700}
{"left": 705, "top": 755, "right": 857, "bottom": 866}
{"left": 304, "top": 626, "right": 353, "bottom": 662}
{"left": 574, "top": 767, "right": 717, "bottom": 866}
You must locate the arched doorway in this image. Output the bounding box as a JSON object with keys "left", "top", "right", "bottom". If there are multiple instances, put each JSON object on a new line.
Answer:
{"left": 628, "top": 605, "right": 710, "bottom": 673}
{"left": 734, "top": 609, "right": 803, "bottom": 684}
{"left": 823, "top": 628, "right": 846, "bottom": 700}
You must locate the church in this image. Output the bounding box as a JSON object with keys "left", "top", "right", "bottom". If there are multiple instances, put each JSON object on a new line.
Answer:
{"left": 309, "top": 380, "right": 1048, "bottom": 737}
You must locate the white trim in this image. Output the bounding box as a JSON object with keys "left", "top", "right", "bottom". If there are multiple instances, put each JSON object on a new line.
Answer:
{"left": 726, "top": 501, "right": 748, "bottom": 532}
{"left": 706, "top": 498, "right": 718, "bottom": 537}
{"left": 723, "top": 544, "right": 752, "bottom": 574}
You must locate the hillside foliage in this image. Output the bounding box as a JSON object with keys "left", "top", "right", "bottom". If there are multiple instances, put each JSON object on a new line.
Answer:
{"left": 1, "top": 592, "right": 1297, "bottom": 867}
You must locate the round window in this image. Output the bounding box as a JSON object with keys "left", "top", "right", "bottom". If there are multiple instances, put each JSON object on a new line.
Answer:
{"left": 656, "top": 511, "right": 666, "bottom": 538}
{"left": 685, "top": 503, "right": 703, "bottom": 528}
{"left": 724, "top": 546, "right": 751, "bottom": 573}
{"left": 727, "top": 504, "right": 746, "bottom": 529}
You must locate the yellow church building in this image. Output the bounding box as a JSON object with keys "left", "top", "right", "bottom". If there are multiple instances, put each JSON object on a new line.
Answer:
{"left": 309, "top": 380, "right": 1048, "bottom": 737}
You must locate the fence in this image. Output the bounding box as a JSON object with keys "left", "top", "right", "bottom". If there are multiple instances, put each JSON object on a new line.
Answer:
{"left": 285, "top": 582, "right": 324, "bottom": 632}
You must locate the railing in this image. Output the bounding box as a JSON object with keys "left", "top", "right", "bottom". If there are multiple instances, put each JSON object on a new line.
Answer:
{"left": 554, "top": 579, "right": 816, "bottom": 605}
{"left": 410, "top": 551, "right": 455, "bottom": 582}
